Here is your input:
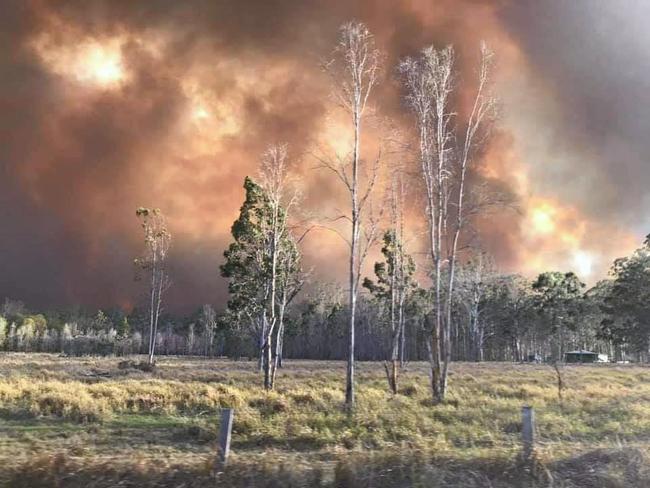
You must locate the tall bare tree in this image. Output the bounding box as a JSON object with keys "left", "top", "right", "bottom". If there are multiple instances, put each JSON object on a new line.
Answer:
{"left": 400, "top": 43, "right": 496, "bottom": 403}
{"left": 443, "top": 42, "right": 496, "bottom": 383}
{"left": 270, "top": 230, "right": 306, "bottom": 386}
{"left": 320, "top": 21, "right": 383, "bottom": 407}
{"left": 258, "top": 144, "right": 298, "bottom": 390}
{"left": 134, "top": 207, "right": 172, "bottom": 365}
{"left": 389, "top": 170, "right": 413, "bottom": 369}
{"left": 199, "top": 304, "right": 217, "bottom": 356}
{"left": 455, "top": 254, "right": 496, "bottom": 361}
{"left": 363, "top": 169, "right": 416, "bottom": 394}
{"left": 386, "top": 170, "right": 415, "bottom": 388}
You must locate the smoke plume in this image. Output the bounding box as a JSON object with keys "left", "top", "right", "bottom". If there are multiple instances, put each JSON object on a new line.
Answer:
{"left": 0, "top": 0, "right": 643, "bottom": 311}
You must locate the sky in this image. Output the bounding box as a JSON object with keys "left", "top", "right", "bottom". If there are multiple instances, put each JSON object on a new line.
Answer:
{"left": 1, "top": 0, "right": 648, "bottom": 312}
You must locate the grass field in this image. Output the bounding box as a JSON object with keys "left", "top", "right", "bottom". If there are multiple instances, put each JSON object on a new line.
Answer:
{"left": 0, "top": 353, "right": 648, "bottom": 487}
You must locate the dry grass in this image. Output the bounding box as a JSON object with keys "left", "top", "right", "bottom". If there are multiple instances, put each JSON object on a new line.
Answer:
{"left": 0, "top": 353, "right": 649, "bottom": 486}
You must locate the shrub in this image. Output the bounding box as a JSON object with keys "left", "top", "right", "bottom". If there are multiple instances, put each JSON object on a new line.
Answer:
{"left": 400, "top": 384, "right": 419, "bottom": 397}
{"left": 248, "top": 394, "right": 289, "bottom": 417}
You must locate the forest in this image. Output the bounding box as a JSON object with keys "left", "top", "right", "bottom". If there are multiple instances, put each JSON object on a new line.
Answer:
{"left": 1, "top": 238, "right": 648, "bottom": 363}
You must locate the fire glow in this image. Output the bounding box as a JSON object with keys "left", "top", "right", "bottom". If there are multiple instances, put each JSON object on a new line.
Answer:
{"left": 31, "top": 36, "right": 128, "bottom": 88}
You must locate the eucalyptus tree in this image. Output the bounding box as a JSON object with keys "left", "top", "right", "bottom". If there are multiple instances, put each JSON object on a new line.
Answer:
{"left": 575, "top": 281, "right": 610, "bottom": 353}
{"left": 454, "top": 255, "right": 497, "bottom": 362}
{"left": 221, "top": 145, "right": 301, "bottom": 390}
{"left": 134, "top": 207, "right": 172, "bottom": 365}
{"left": 387, "top": 170, "right": 411, "bottom": 369}
{"left": 287, "top": 283, "right": 346, "bottom": 360}
{"left": 532, "top": 271, "right": 585, "bottom": 361}
{"left": 273, "top": 228, "right": 307, "bottom": 376}
{"left": 320, "top": 22, "right": 383, "bottom": 406}
{"left": 363, "top": 228, "right": 416, "bottom": 393}
{"left": 221, "top": 176, "right": 268, "bottom": 366}
{"left": 600, "top": 236, "right": 650, "bottom": 359}
{"left": 199, "top": 304, "right": 217, "bottom": 356}
{"left": 399, "top": 43, "right": 496, "bottom": 403}
{"left": 483, "top": 274, "right": 536, "bottom": 361}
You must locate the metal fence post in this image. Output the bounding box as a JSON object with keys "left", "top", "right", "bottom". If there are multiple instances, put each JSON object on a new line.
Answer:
{"left": 216, "top": 408, "right": 234, "bottom": 469}
{"left": 521, "top": 405, "right": 535, "bottom": 461}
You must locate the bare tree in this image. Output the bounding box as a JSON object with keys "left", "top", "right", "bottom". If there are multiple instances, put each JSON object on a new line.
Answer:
{"left": 400, "top": 46, "right": 453, "bottom": 403}
{"left": 134, "top": 207, "right": 172, "bottom": 365}
{"left": 387, "top": 169, "right": 413, "bottom": 391}
{"left": 270, "top": 231, "right": 307, "bottom": 387}
{"left": 443, "top": 42, "right": 496, "bottom": 382}
{"left": 319, "top": 21, "right": 383, "bottom": 407}
{"left": 400, "top": 43, "right": 496, "bottom": 403}
{"left": 199, "top": 304, "right": 217, "bottom": 356}
{"left": 455, "top": 254, "right": 496, "bottom": 361}
{"left": 259, "top": 143, "right": 299, "bottom": 390}
{"left": 364, "top": 168, "right": 415, "bottom": 394}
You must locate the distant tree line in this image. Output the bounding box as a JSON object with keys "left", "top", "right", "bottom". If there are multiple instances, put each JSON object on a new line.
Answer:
{"left": 2, "top": 232, "right": 650, "bottom": 363}
{"left": 0, "top": 301, "right": 223, "bottom": 358}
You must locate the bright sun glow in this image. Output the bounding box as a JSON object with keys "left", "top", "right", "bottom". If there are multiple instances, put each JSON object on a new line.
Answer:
{"left": 79, "top": 45, "right": 125, "bottom": 86}
{"left": 530, "top": 205, "right": 555, "bottom": 234}
{"left": 31, "top": 36, "right": 127, "bottom": 89}
{"left": 572, "top": 250, "right": 594, "bottom": 277}
{"left": 192, "top": 104, "right": 211, "bottom": 121}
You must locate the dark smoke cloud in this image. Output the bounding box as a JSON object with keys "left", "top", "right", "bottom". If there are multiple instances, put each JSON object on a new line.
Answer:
{"left": 499, "top": 0, "right": 650, "bottom": 230}
{"left": 0, "top": 0, "right": 641, "bottom": 312}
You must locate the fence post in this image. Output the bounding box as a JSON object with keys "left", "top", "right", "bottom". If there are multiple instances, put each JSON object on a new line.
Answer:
{"left": 215, "top": 408, "right": 234, "bottom": 470}
{"left": 521, "top": 405, "right": 535, "bottom": 461}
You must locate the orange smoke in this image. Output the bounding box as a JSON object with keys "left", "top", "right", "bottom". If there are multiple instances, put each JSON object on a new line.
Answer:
{"left": 0, "top": 0, "right": 644, "bottom": 310}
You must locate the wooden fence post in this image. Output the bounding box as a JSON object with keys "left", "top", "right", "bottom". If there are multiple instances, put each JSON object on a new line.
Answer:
{"left": 521, "top": 405, "right": 535, "bottom": 461}
{"left": 215, "top": 408, "right": 234, "bottom": 470}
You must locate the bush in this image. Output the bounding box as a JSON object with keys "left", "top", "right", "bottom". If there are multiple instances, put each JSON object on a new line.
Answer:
{"left": 248, "top": 394, "right": 289, "bottom": 416}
